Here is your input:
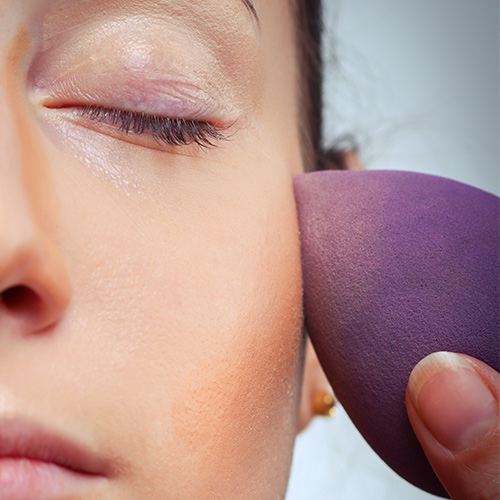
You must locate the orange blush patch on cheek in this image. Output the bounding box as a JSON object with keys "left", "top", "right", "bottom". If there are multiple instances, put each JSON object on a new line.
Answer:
{"left": 170, "top": 257, "right": 304, "bottom": 495}
{"left": 172, "top": 332, "right": 302, "bottom": 495}
{"left": 167, "top": 187, "right": 305, "bottom": 491}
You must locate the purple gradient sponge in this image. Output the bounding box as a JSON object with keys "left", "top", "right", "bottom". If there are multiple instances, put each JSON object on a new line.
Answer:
{"left": 293, "top": 170, "right": 499, "bottom": 497}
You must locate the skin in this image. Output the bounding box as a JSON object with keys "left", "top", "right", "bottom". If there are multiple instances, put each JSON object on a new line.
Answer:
{"left": 1, "top": 0, "right": 498, "bottom": 499}
{"left": 0, "top": 0, "right": 308, "bottom": 497}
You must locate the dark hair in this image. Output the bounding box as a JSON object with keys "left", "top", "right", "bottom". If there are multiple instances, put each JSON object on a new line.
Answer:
{"left": 295, "top": 0, "right": 354, "bottom": 171}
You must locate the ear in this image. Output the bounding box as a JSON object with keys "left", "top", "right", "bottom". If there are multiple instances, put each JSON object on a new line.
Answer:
{"left": 337, "top": 150, "right": 363, "bottom": 171}
{"left": 322, "top": 142, "right": 363, "bottom": 171}
{"left": 298, "top": 336, "right": 336, "bottom": 432}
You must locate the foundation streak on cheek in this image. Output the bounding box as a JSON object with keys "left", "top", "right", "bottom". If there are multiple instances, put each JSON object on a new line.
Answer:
{"left": 3, "top": 27, "right": 60, "bottom": 238}
{"left": 172, "top": 339, "right": 300, "bottom": 495}
{"left": 171, "top": 279, "right": 303, "bottom": 495}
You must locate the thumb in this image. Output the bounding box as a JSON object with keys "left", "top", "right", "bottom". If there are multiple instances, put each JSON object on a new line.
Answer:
{"left": 406, "top": 352, "right": 500, "bottom": 500}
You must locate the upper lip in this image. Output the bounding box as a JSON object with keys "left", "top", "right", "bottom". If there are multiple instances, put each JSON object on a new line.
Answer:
{"left": 0, "top": 417, "right": 109, "bottom": 477}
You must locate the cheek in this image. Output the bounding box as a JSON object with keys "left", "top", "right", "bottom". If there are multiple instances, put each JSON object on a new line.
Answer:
{"left": 55, "top": 155, "right": 304, "bottom": 495}
{"left": 171, "top": 202, "right": 304, "bottom": 492}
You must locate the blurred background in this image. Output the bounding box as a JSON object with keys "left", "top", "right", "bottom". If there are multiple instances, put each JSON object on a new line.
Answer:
{"left": 286, "top": 1, "right": 499, "bottom": 499}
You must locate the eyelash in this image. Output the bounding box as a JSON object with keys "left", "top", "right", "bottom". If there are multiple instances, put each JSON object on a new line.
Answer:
{"left": 76, "top": 105, "right": 227, "bottom": 148}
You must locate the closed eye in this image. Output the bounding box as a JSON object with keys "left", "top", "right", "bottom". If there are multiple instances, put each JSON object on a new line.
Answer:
{"left": 75, "top": 105, "right": 228, "bottom": 149}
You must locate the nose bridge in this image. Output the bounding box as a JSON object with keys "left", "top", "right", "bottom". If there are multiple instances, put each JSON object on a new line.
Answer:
{"left": 0, "top": 78, "right": 36, "bottom": 287}
{"left": 0, "top": 36, "right": 72, "bottom": 333}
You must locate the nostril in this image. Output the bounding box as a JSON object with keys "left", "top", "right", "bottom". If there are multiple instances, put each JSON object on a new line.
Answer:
{"left": 1, "top": 285, "right": 42, "bottom": 317}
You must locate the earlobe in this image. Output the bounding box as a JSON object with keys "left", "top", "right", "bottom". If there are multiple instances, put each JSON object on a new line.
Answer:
{"left": 298, "top": 337, "right": 337, "bottom": 432}
{"left": 320, "top": 135, "right": 363, "bottom": 171}
{"left": 322, "top": 149, "right": 363, "bottom": 171}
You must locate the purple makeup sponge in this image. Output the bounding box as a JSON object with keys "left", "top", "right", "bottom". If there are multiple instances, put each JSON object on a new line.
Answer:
{"left": 293, "top": 170, "right": 499, "bottom": 497}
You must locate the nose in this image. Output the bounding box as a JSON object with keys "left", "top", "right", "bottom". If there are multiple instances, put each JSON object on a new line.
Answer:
{"left": 0, "top": 81, "right": 72, "bottom": 334}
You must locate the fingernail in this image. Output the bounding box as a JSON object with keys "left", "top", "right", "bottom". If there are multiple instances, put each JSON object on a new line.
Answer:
{"left": 408, "top": 352, "right": 498, "bottom": 451}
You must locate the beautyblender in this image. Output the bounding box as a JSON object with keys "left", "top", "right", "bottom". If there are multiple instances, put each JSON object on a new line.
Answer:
{"left": 293, "top": 170, "right": 499, "bottom": 497}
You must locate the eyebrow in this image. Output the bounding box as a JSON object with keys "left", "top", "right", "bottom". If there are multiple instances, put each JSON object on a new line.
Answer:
{"left": 240, "top": 0, "right": 260, "bottom": 26}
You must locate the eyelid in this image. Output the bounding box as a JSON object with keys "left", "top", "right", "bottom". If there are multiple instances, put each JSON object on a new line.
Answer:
{"left": 31, "top": 71, "right": 237, "bottom": 130}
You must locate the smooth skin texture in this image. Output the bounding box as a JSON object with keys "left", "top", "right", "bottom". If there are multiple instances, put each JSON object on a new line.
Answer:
{"left": 0, "top": 1, "right": 306, "bottom": 498}
{"left": 0, "top": 0, "right": 498, "bottom": 499}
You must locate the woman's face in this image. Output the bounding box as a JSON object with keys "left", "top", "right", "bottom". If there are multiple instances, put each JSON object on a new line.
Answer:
{"left": 0, "top": 0, "right": 305, "bottom": 498}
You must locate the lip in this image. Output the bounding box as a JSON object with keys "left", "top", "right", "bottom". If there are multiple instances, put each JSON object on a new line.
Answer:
{"left": 0, "top": 417, "right": 109, "bottom": 499}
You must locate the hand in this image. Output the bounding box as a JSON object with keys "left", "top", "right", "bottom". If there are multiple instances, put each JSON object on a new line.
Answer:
{"left": 406, "top": 352, "right": 499, "bottom": 500}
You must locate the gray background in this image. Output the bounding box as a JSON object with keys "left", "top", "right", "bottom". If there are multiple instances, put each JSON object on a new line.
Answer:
{"left": 286, "top": 1, "right": 499, "bottom": 499}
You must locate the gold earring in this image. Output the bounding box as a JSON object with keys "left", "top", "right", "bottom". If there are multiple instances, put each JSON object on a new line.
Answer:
{"left": 312, "top": 391, "right": 339, "bottom": 417}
